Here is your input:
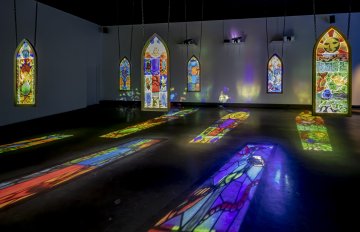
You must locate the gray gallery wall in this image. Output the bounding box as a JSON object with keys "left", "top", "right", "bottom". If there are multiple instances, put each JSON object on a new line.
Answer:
{"left": 0, "top": 0, "right": 101, "bottom": 126}
{"left": 101, "top": 13, "right": 360, "bottom": 106}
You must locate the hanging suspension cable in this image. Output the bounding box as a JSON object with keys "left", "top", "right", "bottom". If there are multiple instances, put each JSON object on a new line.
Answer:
{"left": 116, "top": 0, "right": 121, "bottom": 59}
{"left": 185, "top": 0, "right": 188, "bottom": 60}
{"left": 347, "top": 0, "right": 352, "bottom": 39}
{"left": 141, "top": 0, "right": 145, "bottom": 44}
{"left": 167, "top": 0, "right": 171, "bottom": 43}
{"left": 313, "top": 0, "right": 317, "bottom": 41}
{"left": 199, "top": 0, "right": 203, "bottom": 62}
{"left": 13, "top": 0, "right": 18, "bottom": 47}
{"left": 281, "top": 0, "right": 287, "bottom": 58}
{"left": 34, "top": 1, "right": 38, "bottom": 47}
{"left": 129, "top": 0, "right": 134, "bottom": 61}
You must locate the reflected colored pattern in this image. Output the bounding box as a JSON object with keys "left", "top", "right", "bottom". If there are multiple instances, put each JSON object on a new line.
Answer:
{"left": 15, "top": 39, "right": 36, "bottom": 105}
{"left": 267, "top": 54, "right": 283, "bottom": 93}
{"left": 101, "top": 109, "right": 198, "bottom": 139}
{"left": 120, "top": 57, "right": 131, "bottom": 91}
{"left": 314, "top": 27, "right": 350, "bottom": 115}
{"left": 187, "top": 56, "right": 200, "bottom": 92}
{"left": 296, "top": 111, "right": 332, "bottom": 151}
{"left": 0, "top": 134, "right": 73, "bottom": 154}
{"left": 190, "top": 112, "right": 250, "bottom": 144}
{"left": 0, "top": 139, "right": 161, "bottom": 209}
{"left": 149, "top": 144, "right": 274, "bottom": 232}
{"left": 143, "top": 34, "right": 169, "bottom": 111}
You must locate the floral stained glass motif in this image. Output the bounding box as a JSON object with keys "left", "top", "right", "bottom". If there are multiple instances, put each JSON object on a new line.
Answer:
{"left": 267, "top": 54, "right": 283, "bottom": 93}
{"left": 0, "top": 139, "right": 162, "bottom": 209}
{"left": 190, "top": 112, "right": 250, "bottom": 144}
{"left": 296, "top": 111, "right": 332, "bottom": 151}
{"left": 15, "top": 39, "right": 36, "bottom": 105}
{"left": 314, "top": 27, "right": 351, "bottom": 115}
{"left": 0, "top": 134, "right": 73, "bottom": 154}
{"left": 187, "top": 56, "right": 200, "bottom": 92}
{"left": 120, "top": 57, "right": 131, "bottom": 91}
{"left": 143, "top": 34, "right": 169, "bottom": 111}
{"left": 149, "top": 144, "right": 275, "bottom": 232}
{"left": 101, "top": 109, "right": 198, "bottom": 138}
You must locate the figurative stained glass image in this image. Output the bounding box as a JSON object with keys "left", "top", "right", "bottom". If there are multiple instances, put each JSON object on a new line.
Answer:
{"left": 149, "top": 144, "right": 275, "bottom": 232}
{"left": 0, "top": 134, "right": 73, "bottom": 154}
{"left": 15, "top": 39, "right": 36, "bottom": 105}
{"left": 0, "top": 139, "right": 161, "bottom": 208}
{"left": 267, "top": 54, "right": 283, "bottom": 93}
{"left": 296, "top": 111, "right": 332, "bottom": 151}
{"left": 120, "top": 57, "right": 131, "bottom": 91}
{"left": 314, "top": 27, "right": 351, "bottom": 115}
{"left": 101, "top": 108, "right": 198, "bottom": 139}
{"left": 190, "top": 112, "right": 250, "bottom": 144}
{"left": 187, "top": 56, "right": 200, "bottom": 92}
{"left": 142, "top": 34, "right": 169, "bottom": 111}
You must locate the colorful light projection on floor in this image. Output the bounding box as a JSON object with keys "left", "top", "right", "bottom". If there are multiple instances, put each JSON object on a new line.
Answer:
{"left": 149, "top": 144, "right": 274, "bottom": 232}
{"left": 101, "top": 108, "right": 198, "bottom": 139}
{"left": 190, "top": 112, "right": 250, "bottom": 144}
{"left": 0, "top": 139, "right": 161, "bottom": 209}
{"left": 296, "top": 111, "right": 332, "bottom": 151}
{"left": 314, "top": 27, "right": 351, "bottom": 115}
{"left": 0, "top": 134, "right": 73, "bottom": 154}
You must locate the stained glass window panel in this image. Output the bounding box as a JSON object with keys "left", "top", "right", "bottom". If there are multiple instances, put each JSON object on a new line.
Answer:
{"left": 187, "top": 56, "right": 200, "bottom": 92}
{"left": 120, "top": 57, "right": 131, "bottom": 91}
{"left": 267, "top": 54, "right": 282, "bottom": 93}
{"left": 15, "top": 39, "right": 36, "bottom": 105}
{"left": 314, "top": 27, "right": 351, "bottom": 115}
{"left": 142, "top": 34, "right": 169, "bottom": 111}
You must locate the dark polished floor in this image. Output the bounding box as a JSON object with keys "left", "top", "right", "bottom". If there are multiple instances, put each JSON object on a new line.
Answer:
{"left": 1, "top": 104, "right": 360, "bottom": 232}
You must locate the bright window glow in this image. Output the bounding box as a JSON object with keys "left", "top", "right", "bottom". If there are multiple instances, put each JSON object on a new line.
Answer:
{"left": 0, "top": 134, "right": 73, "bottom": 154}
{"left": 187, "top": 56, "right": 200, "bottom": 92}
{"left": 314, "top": 27, "right": 350, "bottom": 115}
{"left": 120, "top": 57, "right": 131, "bottom": 91}
{"left": 15, "top": 39, "right": 36, "bottom": 105}
{"left": 190, "top": 112, "right": 250, "bottom": 144}
{"left": 296, "top": 111, "right": 332, "bottom": 151}
{"left": 101, "top": 109, "right": 198, "bottom": 138}
{"left": 0, "top": 139, "right": 161, "bottom": 209}
{"left": 142, "top": 34, "right": 169, "bottom": 111}
{"left": 149, "top": 144, "right": 274, "bottom": 232}
{"left": 267, "top": 54, "right": 283, "bottom": 93}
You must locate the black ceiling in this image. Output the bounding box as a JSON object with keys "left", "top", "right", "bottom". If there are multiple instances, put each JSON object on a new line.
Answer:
{"left": 37, "top": 0, "right": 358, "bottom": 26}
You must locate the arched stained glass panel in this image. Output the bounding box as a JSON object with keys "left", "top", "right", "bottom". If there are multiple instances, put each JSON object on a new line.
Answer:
{"left": 120, "top": 57, "right": 130, "bottom": 91}
{"left": 187, "top": 56, "right": 200, "bottom": 92}
{"left": 142, "top": 34, "right": 169, "bottom": 111}
{"left": 313, "top": 27, "right": 351, "bottom": 116}
{"left": 267, "top": 54, "right": 282, "bottom": 93}
{"left": 15, "top": 39, "right": 36, "bottom": 106}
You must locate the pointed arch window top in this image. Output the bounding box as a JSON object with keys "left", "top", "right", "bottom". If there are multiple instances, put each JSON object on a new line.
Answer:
{"left": 15, "top": 39, "right": 36, "bottom": 106}
{"left": 142, "top": 34, "right": 170, "bottom": 111}
{"left": 120, "top": 57, "right": 131, "bottom": 91}
{"left": 187, "top": 56, "right": 200, "bottom": 92}
{"left": 313, "top": 26, "right": 351, "bottom": 115}
{"left": 267, "top": 54, "right": 283, "bottom": 93}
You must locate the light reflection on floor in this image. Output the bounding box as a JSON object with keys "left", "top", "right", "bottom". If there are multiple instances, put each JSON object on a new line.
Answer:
{"left": 0, "top": 134, "right": 73, "bottom": 154}
{"left": 101, "top": 108, "right": 198, "bottom": 139}
{"left": 190, "top": 111, "right": 250, "bottom": 143}
{"left": 296, "top": 111, "right": 332, "bottom": 151}
{"left": 149, "top": 144, "right": 275, "bottom": 232}
{"left": 0, "top": 139, "right": 161, "bottom": 209}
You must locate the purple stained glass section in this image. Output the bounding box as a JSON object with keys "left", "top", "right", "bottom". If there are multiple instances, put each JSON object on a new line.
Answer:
{"left": 149, "top": 144, "right": 275, "bottom": 232}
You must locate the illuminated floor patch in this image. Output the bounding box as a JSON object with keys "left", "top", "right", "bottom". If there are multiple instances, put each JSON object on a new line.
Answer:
{"left": 0, "top": 134, "right": 73, "bottom": 154}
{"left": 190, "top": 112, "right": 250, "bottom": 143}
{"left": 0, "top": 139, "right": 161, "bottom": 209}
{"left": 149, "top": 144, "right": 275, "bottom": 232}
{"left": 296, "top": 111, "right": 332, "bottom": 151}
{"left": 101, "top": 108, "right": 198, "bottom": 139}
